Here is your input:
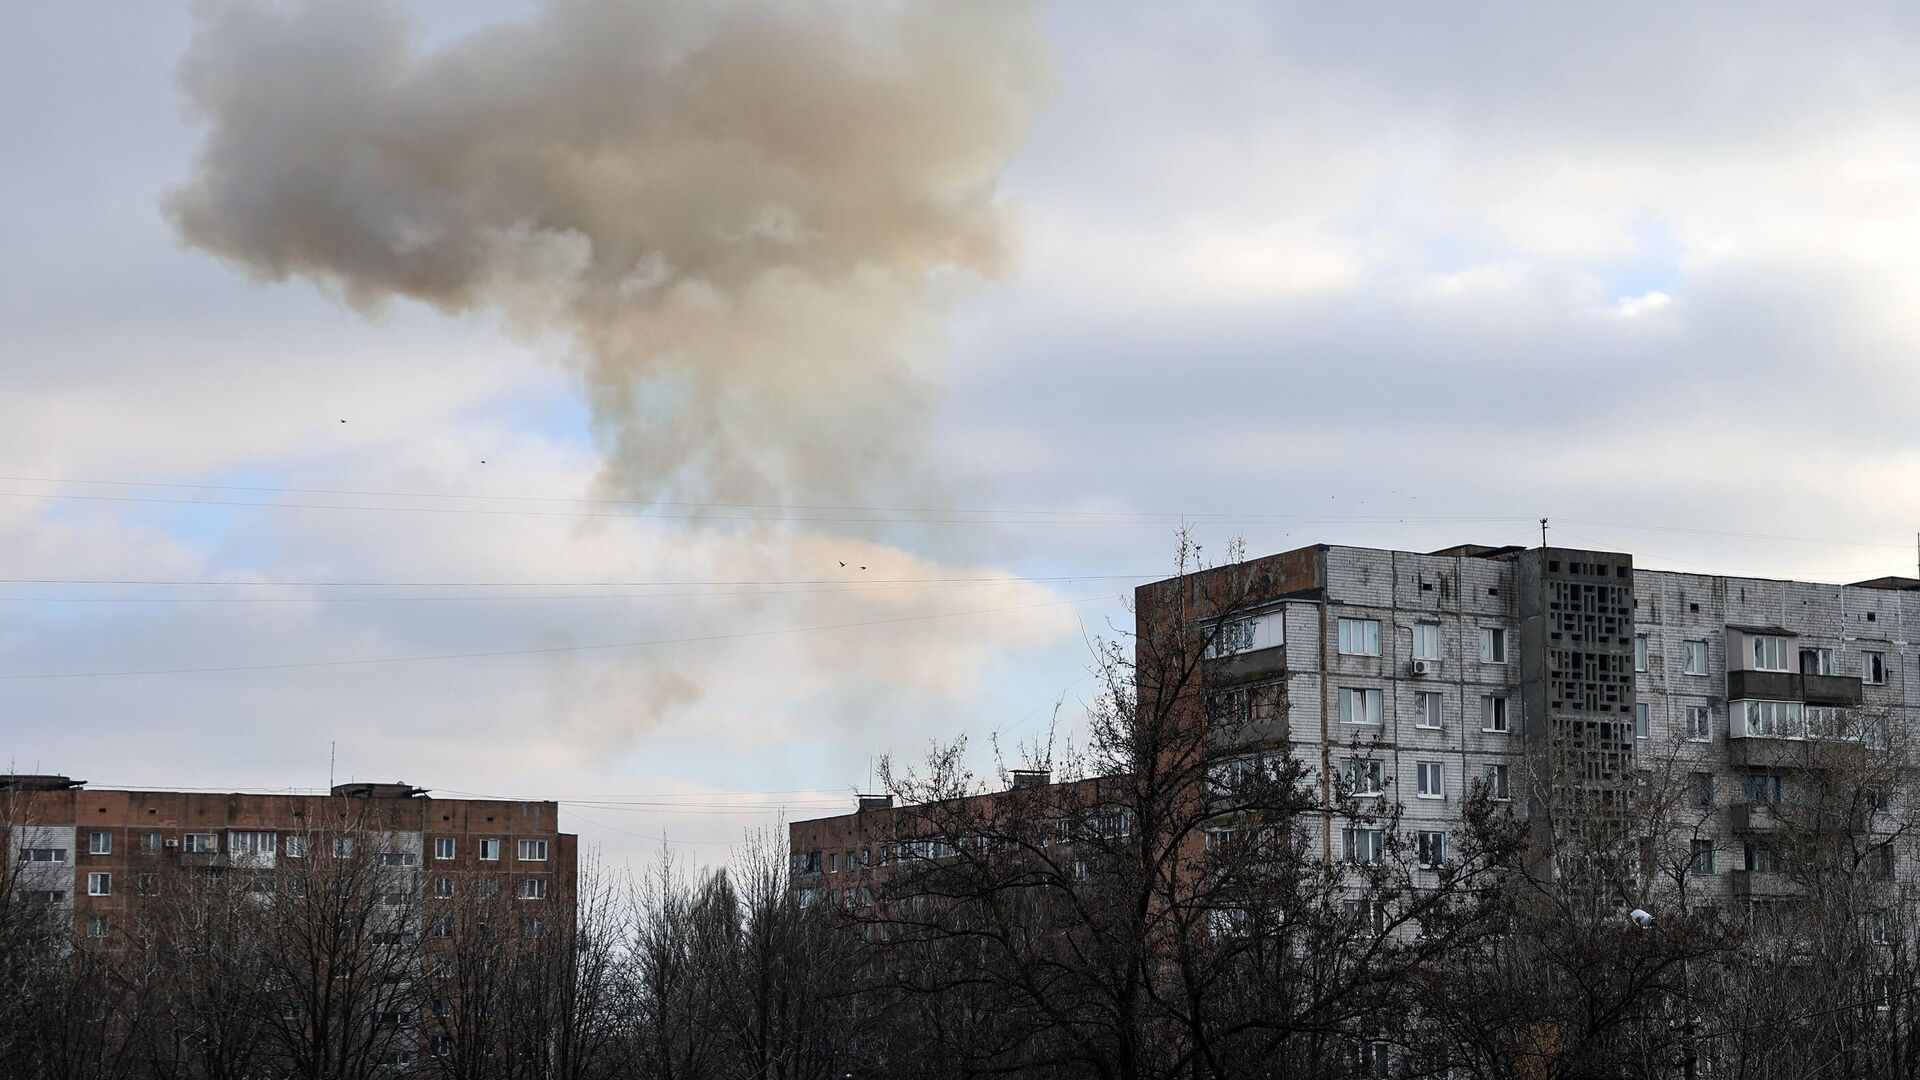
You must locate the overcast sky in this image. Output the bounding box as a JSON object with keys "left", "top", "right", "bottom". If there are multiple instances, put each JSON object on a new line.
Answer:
{"left": 6, "top": 1, "right": 1920, "bottom": 870}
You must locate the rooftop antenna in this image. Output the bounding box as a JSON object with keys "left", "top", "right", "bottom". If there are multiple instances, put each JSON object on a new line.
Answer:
{"left": 329, "top": 741, "right": 336, "bottom": 789}
{"left": 1540, "top": 518, "right": 1549, "bottom": 549}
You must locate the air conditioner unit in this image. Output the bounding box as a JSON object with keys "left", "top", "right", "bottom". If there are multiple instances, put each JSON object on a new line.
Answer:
{"left": 164, "top": 838, "right": 179, "bottom": 848}
{"left": 1410, "top": 659, "right": 1436, "bottom": 676}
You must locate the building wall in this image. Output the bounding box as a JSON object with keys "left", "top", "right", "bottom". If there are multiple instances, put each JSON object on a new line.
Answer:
{"left": 2, "top": 787, "right": 576, "bottom": 940}
{"left": 793, "top": 544, "right": 1920, "bottom": 911}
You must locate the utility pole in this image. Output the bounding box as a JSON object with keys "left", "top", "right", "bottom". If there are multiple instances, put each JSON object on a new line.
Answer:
{"left": 1540, "top": 518, "right": 1549, "bottom": 549}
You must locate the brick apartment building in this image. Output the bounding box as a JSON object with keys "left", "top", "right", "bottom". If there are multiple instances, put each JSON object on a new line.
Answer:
{"left": 2, "top": 776, "right": 577, "bottom": 943}
{"left": 792, "top": 543, "right": 1920, "bottom": 909}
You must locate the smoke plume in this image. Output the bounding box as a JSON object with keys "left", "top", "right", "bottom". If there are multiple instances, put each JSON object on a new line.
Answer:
{"left": 168, "top": 0, "right": 1045, "bottom": 502}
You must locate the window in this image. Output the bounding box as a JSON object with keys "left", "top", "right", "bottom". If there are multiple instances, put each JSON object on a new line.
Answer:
{"left": 1207, "top": 688, "right": 1251, "bottom": 729}
{"left": 434, "top": 837, "right": 455, "bottom": 860}
{"left": 378, "top": 851, "right": 417, "bottom": 867}
{"left": 284, "top": 835, "right": 307, "bottom": 858}
{"left": 1342, "top": 828, "right": 1386, "bottom": 865}
{"left": 476, "top": 879, "right": 500, "bottom": 898}
{"left": 1338, "top": 687, "right": 1383, "bottom": 726}
{"left": 433, "top": 877, "right": 453, "bottom": 899}
{"left": 1744, "top": 844, "right": 1777, "bottom": 874}
{"left": 479, "top": 838, "right": 501, "bottom": 861}
{"left": 1686, "top": 705, "right": 1711, "bottom": 741}
{"left": 828, "top": 852, "right": 839, "bottom": 873}
{"left": 1342, "top": 758, "right": 1384, "bottom": 797}
{"left": 1483, "top": 695, "right": 1510, "bottom": 733}
{"left": 1412, "top": 623, "right": 1440, "bottom": 661}
{"left": 1689, "top": 772, "right": 1715, "bottom": 809}
{"left": 1740, "top": 700, "right": 1805, "bottom": 738}
{"left": 519, "top": 878, "right": 547, "bottom": 900}
{"left": 1801, "top": 647, "right": 1834, "bottom": 676}
{"left": 87, "top": 916, "right": 109, "bottom": 939}
{"left": 1482, "top": 764, "right": 1512, "bottom": 801}
{"left": 1480, "top": 627, "right": 1509, "bottom": 663}
{"left": 1337, "top": 618, "right": 1381, "bottom": 656}
{"left": 183, "top": 833, "right": 218, "bottom": 854}
{"left": 140, "top": 832, "right": 164, "bottom": 853}
{"left": 1751, "top": 635, "right": 1788, "bottom": 672}
{"left": 331, "top": 836, "right": 355, "bottom": 857}
{"left": 1869, "top": 910, "right": 1896, "bottom": 945}
{"left": 1416, "top": 761, "right": 1445, "bottom": 800}
{"left": 433, "top": 918, "right": 453, "bottom": 938}
{"left": 1683, "top": 640, "right": 1708, "bottom": 676}
{"left": 1634, "top": 636, "right": 1648, "bottom": 672}
{"left": 1745, "top": 770, "right": 1782, "bottom": 805}
{"left": 88, "top": 831, "right": 112, "bottom": 856}
{"left": 1633, "top": 702, "right": 1650, "bottom": 739}
{"left": 1414, "top": 830, "right": 1447, "bottom": 868}
{"left": 518, "top": 839, "right": 548, "bottom": 861}
{"left": 1866, "top": 652, "right": 1888, "bottom": 685}
{"left": 803, "top": 849, "right": 821, "bottom": 873}
{"left": 1690, "top": 838, "right": 1715, "bottom": 875}
{"left": 229, "top": 831, "right": 275, "bottom": 855}
{"left": 1416, "top": 691, "right": 1443, "bottom": 729}
{"left": 1869, "top": 845, "right": 1895, "bottom": 881}
{"left": 87, "top": 872, "right": 111, "bottom": 896}
{"left": 23, "top": 848, "right": 66, "bottom": 863}
{"left": 134, "top": 873, "right": 159, "bottom": 896}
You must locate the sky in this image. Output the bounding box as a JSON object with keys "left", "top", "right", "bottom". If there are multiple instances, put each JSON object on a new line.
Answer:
{"left": 7, "top": 1, "right": 1920, "bottom": 871}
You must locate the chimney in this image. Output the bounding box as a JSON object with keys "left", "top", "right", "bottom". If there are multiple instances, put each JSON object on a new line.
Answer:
{"left": 1010, "top": 769, "right": 1051, "bottom": 790}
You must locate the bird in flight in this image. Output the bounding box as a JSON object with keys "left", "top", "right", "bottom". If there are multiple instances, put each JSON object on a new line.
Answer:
{"left": 838, "top": 561, "right": 846, "bottom": 567}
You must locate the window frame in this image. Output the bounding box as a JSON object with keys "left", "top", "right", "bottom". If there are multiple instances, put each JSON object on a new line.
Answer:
{"left": 1415, "top": 761, "right": 1445, "bottom": 800}
{"left": 1415, "top": 691, "right": 1443, "bottom": 730}
{"left": 1686, "top": 705, "right": 1712, "bottom": 741}
{"left": 1480, "top": 626, "right": 1509, "bottom": 664}
{"left": 1690, "top": 838, "right": 1715, "bottom": 876}
{"left": 1634, "top": 636, "right": 1648, "bottom": 673}
{"left": 88, "top": 831, "right": 112, "bottom": 856}
{"left": 1865, "top": 651, "right": 1888, "bottom": 685}
{"left": 1482, "top": 764, "right": 1512, "bottom": 801}
{"left": 1482, "top": 695, "right": 1510, "bottom": 733}
{"left": 1751, "top": 635, "right": 1789, "bottom": 672}
{"left": 519, "top": 878, "right": 547, "bottom": 900}
{"left": 517, "top": 839, "right": 549, "bottom": 862}
{"left": 434, "top": 837, "right": 456, "bottom": 860}
{"left": 1683, "top": 640, "right": 1708, "bottom": 676}
{"left": 1338, "top": 687, "right": 1384, "bottom": 726}
{"left": 1412, "top": 622, "right": 1440, "bottom": 662}
{"left": 479, "top": 838, "right": 501, "bottom": 861}
{"left": 1414, "top": 830, "right": 1447, "bottom": 869}
{"left": 1633, "top": 702, "right": 1650, "bottom": 739}
{"left": 87, "top": 872, "right": 111, "bottom": 897}
{"left": 1342, "top": 757, "right": 1384, "bottom": 798}
{"left": 183, "top": 832, "right": 219, "bottom": 854}
{"left": 1337, "top": 618, "right": 1382, "bottom": 657}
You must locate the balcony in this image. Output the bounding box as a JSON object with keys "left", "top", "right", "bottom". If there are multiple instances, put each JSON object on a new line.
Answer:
{"left": 1208, "top": 644, "right": 1286, "bottom": 684}
{"left": 1726, "top": 669, "right": 1862, "bottom": 706}
{"left": 176, "top": 851, "right": 229, "bottom": 869}
{"left": 1729, "top": 869, "right": 1802, "bottom": 898}
{"left": 1728, "top": 802, "right": 1779, "bottom": 833}
{"left": 1728, "top": 737, "right": 1867, "bottom": 770}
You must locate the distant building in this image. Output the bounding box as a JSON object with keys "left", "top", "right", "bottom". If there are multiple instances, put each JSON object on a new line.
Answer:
{"left": 1, "top": 775, "right": 576, "bottom": 943}
{"left": 794, "top": 544, "right": 1920, "bottom": 910}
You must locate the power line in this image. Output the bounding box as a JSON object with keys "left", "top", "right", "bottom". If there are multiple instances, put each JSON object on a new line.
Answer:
{"left": 0, "top": 488, "right": 1522, "bottom": 528}
{"left": 0, "top": 571, "right": 1141, "bottom": 589}
{"left": 0, "top": 593, "right": 1119, "bottom": 681}
{"left": 0, "top": 575, "right": 1143, "bottom": 604}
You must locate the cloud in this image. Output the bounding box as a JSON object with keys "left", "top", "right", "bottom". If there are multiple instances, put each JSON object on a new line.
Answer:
{"left": 167, "top": 0, "right": 1047, "bottom": 506}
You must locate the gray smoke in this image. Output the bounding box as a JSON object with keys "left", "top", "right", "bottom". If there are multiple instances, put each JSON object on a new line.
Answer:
{"left": 168, "top": 0, "right": 1045, "bottom": 502}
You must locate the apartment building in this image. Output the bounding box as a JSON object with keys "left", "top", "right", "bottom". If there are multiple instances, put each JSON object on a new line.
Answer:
{"left": 793, "top": 543, "right": 1920, "bottom": 907}
{"left": 1, "top": 775, "right": 577, "bottom": 942}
